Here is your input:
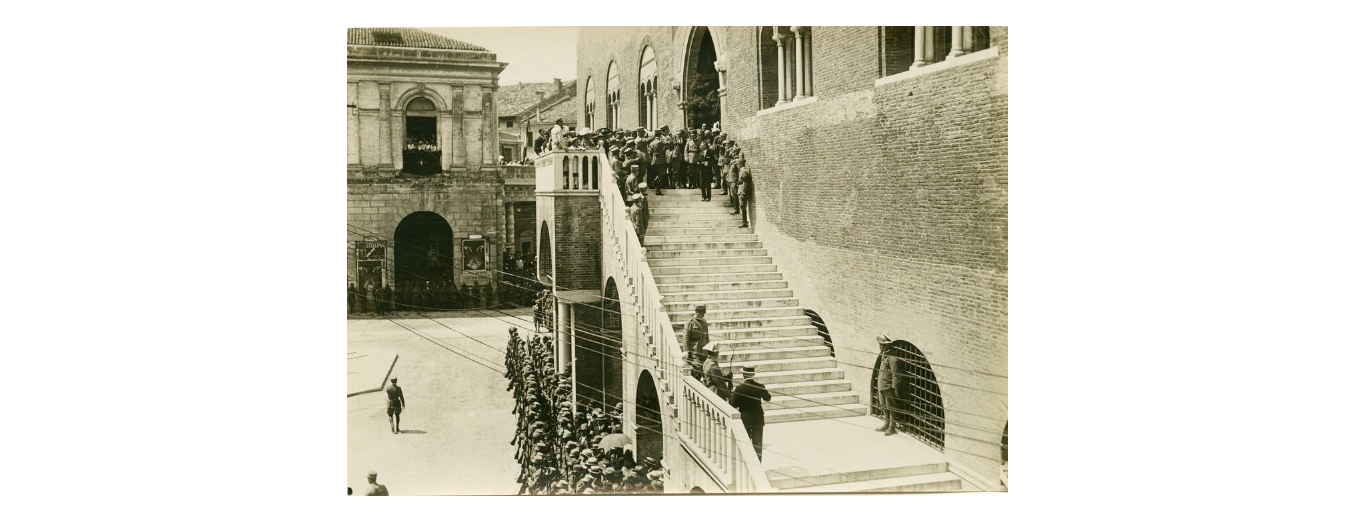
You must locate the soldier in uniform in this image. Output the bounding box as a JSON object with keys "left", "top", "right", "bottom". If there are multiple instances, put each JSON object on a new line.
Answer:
{"left": 701, "top": 343, "right": 732, "bottom": 401}
{"left": 364, "top": 471, "right": 389, "bottom": 496}
{"left": 737, "top": 160, "right": 753, "bottom": 228}
{"left": 685, "top": 304, "right": 710, "bottom": 380}
{"left": 650, "top": 132, "right": 666, "bottom": 195}
{"left": 386, "top": 376, "right": 406, "bottom": 434}
{"left": 347, "top": 282, "right": 356, "bottom": 315}
{"left": 875, "top": 334, "right": 903, "bottom": 436}
{"left": 730, "top": 366, "right": 772, "bottom": 460}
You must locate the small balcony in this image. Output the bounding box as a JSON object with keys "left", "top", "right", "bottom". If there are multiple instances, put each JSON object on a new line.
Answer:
{"left": 402, "top": 147, "right": 443, "bottom": 176}
{"left": 534, "top": 149, "right": 603, "bottom": 192}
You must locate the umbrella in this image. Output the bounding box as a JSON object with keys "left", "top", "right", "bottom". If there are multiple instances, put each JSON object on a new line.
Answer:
{"left": 598, "top": 433, "right": 633, "bottom": 451}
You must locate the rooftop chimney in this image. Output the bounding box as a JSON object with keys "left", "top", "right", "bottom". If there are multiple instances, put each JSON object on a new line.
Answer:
{"left": 554, "top": 78, "right": 562, "bottom": 93}
{"left": 535, "top": 90, "right": 545, "bottom": 102}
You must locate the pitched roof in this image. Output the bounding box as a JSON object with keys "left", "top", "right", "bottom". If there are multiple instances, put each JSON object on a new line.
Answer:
{"left": 502, "top": 79, "right": 578, "bottom": 123}
{"left": 348, "top": 28, "right": 488, "bottom": 52}
{"left": 496, "top": 82, "right": 556, "bottom": 118}
{"left": 533, "top": 99, "right": 577, "bottom": 126}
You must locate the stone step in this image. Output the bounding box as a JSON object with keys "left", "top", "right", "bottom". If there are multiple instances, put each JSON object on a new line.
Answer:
{"left": 660, "top": 288, "right": 794, "bottom": 303}
{"left": 668, "top": 305, "right": 805, "bottom": 322}
{"left": 647, "top": 256, "right": 773, "bottom": 268}
{"left": 768, "top": 462, "right": 952, "bottom": 490}
{"left": 663, "top": 299, "right": 802, "bottom": 314}
{"left": 646, "top": 191, "right": 728, "bottom": 201}
{"left": 710, "top": 335, "right": 824, "bottom": 351}
{"left": 647, "top": 212, "right": 743, "bottom": 222}
{"left": 758, "top": 379, "right": 852, "bottom": 397}
{"left": 712, "top": 356, "right": 839, "bottom": 375}
{"left": 646, "top": 224, "right": 750, "bottom": 234}
{"left": 650, "top": 264, "right": 779, "bottom": 276}
{"left": 672, "top": 315, "right": 811, "bottom": 331}
{"left": 687, "top": 324, "right": 820, "bottom": 341}
{"left": 645, "top": 241, "right": 764, "bottom": 251}
{"left": 648, "top": 206, "right": 736, "bottom": 215}
{"left": 641, "top": 234, "right": 758, "bottom": 244}
{"left": 716, "top": 345, "right": 834, "bottom": 363}
{"left": 762, "top": 402, "right": 869, "bottom": 424}
{"left": 653, "top": 271, "right": 782, "bottom": 285}
{"left": 732, "top": 366, "right": 844, "bottom": 384}
{"left": 646, "top": 248, "right": 766, "bottom": 260}
{"left": 644, "top": 234, "right": 759, "bottom": 244}
{"left": 646, "top": 220, "right": 747, "bottom": 230}
{"left": 657, "top": 280, "right": 788, "bottom": 293}
{"left": 763, "top": 390, "right": 862, "bottom": 411}
{"left": 796, "top": 473, "right": 964, "bottom": 494}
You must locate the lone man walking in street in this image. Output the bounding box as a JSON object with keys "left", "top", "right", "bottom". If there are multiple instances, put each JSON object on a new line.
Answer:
{"left": 386, "top": 377, "right": 406, "bottom": 434}
{"left": 364, "top": 471, "right": 389, "bottom": 496}
{"left": 730, "top": 366, "right": 772, "bottom": 460}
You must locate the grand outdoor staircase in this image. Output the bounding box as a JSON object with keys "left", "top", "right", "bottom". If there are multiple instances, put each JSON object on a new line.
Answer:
{"left": 645, "top": 189, "right": 871, "bottom": 424}
{"left": 644, "top": 188, "right": 971, "bottom": 493}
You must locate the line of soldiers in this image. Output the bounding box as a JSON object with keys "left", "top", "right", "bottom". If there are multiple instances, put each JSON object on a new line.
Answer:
{"left": 505, "top": 327, "right": 666, "bottom": 494}
{"left": 347, "top": 280, "right": 508, "bottom": 316}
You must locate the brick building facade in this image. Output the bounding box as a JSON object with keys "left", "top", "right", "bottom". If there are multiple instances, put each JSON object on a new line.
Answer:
{"left": 577, "top": 26, "right": 1008, "bottom": 487}
{"left": 347, "top": 28, "right": 517, "bottom": 297}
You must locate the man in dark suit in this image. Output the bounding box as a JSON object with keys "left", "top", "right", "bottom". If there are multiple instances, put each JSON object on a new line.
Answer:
{"left": 875, "top": 335, "right": 903, "bottom": 436}
{"left": 730, "top": 366, "right": 772, "bottom": 460}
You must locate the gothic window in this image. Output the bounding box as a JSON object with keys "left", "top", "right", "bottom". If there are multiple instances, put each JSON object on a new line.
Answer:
{"left": 606, "top": 61, "right": 619, "bottom": 129}
{"left": 638, "top": 46, "right": 657, "bottom": 130}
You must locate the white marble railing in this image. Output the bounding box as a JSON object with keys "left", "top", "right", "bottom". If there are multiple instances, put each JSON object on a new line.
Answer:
{"left": 534, "top": 149, "right": 603, "bottom": 191}
{"left": 597, "top": 150, "right": 772, "bottom": 493}
{"left": 680, "top": 376, "right": 776, "bottom": 492}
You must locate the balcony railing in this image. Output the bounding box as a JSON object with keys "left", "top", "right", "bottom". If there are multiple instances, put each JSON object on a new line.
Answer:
{"left": 402, "top": 149, "right": 442, "bottom": 175}
{"left": 597, "top": 149, "right": 772, "bottom": 493}
{"left": 534, "top": 149, "right": 602, "bottom": 191}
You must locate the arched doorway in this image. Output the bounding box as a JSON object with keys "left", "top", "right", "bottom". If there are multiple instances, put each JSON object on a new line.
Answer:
{"left": 403, "top": 97, "right": 441, "bottom": 175}
{"left": 600, "top": 278, "right": 624, "bottom": 409}
{"left": 635, "top": 370, "right": 664, "bottom": 464}
{"left": 393, "top": 211, "right": 454, "bottom": 296}
{"left": 803, "top": 309, "right": 834, "bottom": 356}
{"left": 537, "top": 222, "right": 552, "bottom": 283}
{"left": 683, "top": 27, "right": 721, "bottom": 129}
{"left": 870, "top": 339, "right": 946, "bottom": 450}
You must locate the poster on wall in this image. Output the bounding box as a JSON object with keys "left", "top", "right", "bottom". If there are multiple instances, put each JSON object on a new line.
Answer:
{"left": 463, "top": 239, "right": 486, "bottom": 271}
{"left": 354, "top": 241, "right": 385, "bottom": 289}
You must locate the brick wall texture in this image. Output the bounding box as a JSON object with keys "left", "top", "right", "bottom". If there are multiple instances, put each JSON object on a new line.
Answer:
{"left": 549, "top": 195, "right": 602, "bottom": 291}
{"left": 347, "top": 175, "right": 508, "bottom": 289}
{"left": 578, "top": 26, "right": 1008, "bottom": 487}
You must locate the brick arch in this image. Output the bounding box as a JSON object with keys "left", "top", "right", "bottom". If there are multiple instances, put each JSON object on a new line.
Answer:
{"left": 870, "top": 338, "right": 946, "bottom": 450}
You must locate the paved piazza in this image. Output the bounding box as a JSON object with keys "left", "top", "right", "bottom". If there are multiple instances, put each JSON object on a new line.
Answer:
{"left": 347, "top": 311, "right": 532, "bottom": 495}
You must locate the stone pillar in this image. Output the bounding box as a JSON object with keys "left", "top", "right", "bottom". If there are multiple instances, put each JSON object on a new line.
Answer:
{"left": 805, "top": 31, "right": 813, "bottom": 96}
{"left": 378, "top": 83, "right": 393, "bottom": 169}
{"left": 347, "top": 82, "right": 360, "bottom": 167}
{"left": 774, "top": 32, "right": 788, "bottom": 105}
{"left": 912, "top": 26, "right": 934, "bottom": 70}
{"left": 947, "top": 26, "right": 968, "bottom": 59}
{"left": 392, "top": 109, "right": 405, "bottom": 171}
{"left": 792, "top": 27, "right": 805, "bottom": 101}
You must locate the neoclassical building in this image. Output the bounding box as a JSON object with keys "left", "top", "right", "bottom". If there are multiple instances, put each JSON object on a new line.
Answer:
{"left": 347, "top": 28, "right": 525, "bottom": 298}
{"left": 569, "top": 27, "right": 1008, "bottom": 491}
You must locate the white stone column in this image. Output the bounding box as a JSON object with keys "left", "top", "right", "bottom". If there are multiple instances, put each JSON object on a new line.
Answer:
{"left": 912, "top": 26, "right": 934, "bottom": 70}
{"left": 804, "top": 31, "right": 813, "bottom": 96}
{"left": 774, "top": 32, "right": 788, "bottom": 105}
{"left": 792, "top": 27, "right": 805, "bottom": 101}
{"left": 948, "top": 26, "right": 968, "bottom": 59}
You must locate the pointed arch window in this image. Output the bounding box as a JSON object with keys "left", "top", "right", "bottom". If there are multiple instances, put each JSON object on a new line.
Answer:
{"left": 584, "top": 77, "right": 596, "bottom": 130}
{"left": 605, "top": 61, "right": 619, "bottom": 129}
{"left": 638, "top": 46, "right": 657, "bottom": 130}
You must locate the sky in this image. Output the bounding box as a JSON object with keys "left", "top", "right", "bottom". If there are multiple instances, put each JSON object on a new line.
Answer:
{"left": 419, "top": 27, "right": 578, "bottom": 86}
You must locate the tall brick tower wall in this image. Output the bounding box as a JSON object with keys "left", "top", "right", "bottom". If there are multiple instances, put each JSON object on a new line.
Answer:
{"left": 578, "top": 26, "right": 1008, "bottom": 486}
